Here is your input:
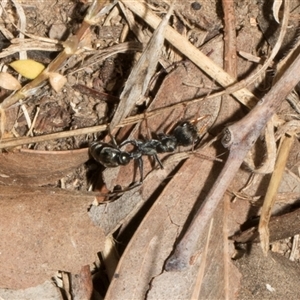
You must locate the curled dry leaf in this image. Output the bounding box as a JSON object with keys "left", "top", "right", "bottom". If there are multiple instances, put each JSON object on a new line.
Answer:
{"left": 0, "top": 148, "right": 89, "bottom": 186}
{"left": 0, "top": 72, "right": 22, "bottom": 90}
{"left": 9, "top": 59, "right": 45, "bottom": 79}
{"left": 258, "top": 133, "right": 295, "bottom": 255}
{"left": 49, "top": 72, "right": 68, "bottom": 93}
{"left": 109, "top": 3, "right": 173, "bottom": 129}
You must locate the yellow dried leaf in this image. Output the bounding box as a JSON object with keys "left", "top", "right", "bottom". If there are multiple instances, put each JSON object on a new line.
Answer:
{"left": 9, "top": 59, "right": 45, "bottom": 79}
{"left": 49, "top": 72, "right": 67, "bottom": 93}
{"left": 0, "top": 72, "right": 22, "bottom": 90}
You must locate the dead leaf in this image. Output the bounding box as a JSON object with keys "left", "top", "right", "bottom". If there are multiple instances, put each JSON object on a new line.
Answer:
{"left": 0, "top": 185, "right": 104, "bottom": 289}
{"left": 0, "top": 148, "right": 89, "bottom": 186}
{"left": 105, "top": 146, "right": 241, "bottom": 299}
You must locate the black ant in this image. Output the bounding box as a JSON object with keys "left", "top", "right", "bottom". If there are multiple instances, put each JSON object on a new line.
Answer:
{"left": 90, "top": 121, "right": 199, "bottom": 184}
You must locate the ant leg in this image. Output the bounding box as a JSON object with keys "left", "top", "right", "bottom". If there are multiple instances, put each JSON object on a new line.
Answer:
{"left": 119, "top": 139, "right": 144, "bottom": 182}
{"left": 137, "top": 157, "right": 144, "bottom": 182}
{"left": 120, "top": 139, "right": 138, "bottom": 148}
{"left": 143, "top": 112, "right": 153, "bottom": 140}
{"left": 153, "top": 153, "right": 164, "bottom": 169}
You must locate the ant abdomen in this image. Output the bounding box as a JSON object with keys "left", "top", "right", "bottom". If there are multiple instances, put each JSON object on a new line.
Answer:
{"left": 90, "top": 142, "right": 131, "bottom": 168}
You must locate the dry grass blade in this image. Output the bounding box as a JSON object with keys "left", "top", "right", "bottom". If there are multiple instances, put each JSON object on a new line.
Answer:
{"left": 273, "top": 0, "right": 283, "bottom": 23}
{"left": 0, "top": 39, "right": 62, "bottom": 59}
{"left": 11, "top": 0, "right": 27, "bottom": 60}
{"left": 258, "top": 133, "right": 295, "bottom": 255}
{"left": 69, "top": 41, "right": 143, "bottom": 75}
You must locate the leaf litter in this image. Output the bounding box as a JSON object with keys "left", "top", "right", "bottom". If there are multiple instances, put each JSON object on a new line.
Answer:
{"left": 0, "top": 0, "right": 300, "bottom": 299}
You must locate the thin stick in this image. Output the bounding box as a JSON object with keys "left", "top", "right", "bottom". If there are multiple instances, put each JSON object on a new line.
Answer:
{"left": 0, "top": 91, "right": 224, "bottom": 149}
{"left": 222, "top": 0, "right": 237, "bottom": 78}
{"left": 190, "top": 218, "right": 214, "bottom": 299}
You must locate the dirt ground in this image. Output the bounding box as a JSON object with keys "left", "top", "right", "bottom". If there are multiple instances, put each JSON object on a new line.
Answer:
{"left": 1, "top": 0, "right": 300, "bottom": 299}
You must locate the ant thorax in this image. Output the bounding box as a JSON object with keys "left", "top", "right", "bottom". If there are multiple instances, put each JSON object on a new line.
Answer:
{"left": 155, "top": 134, "right": 177, "bottom": 153}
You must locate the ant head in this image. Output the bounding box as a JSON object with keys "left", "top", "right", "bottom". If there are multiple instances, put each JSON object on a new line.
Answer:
{"left": 173, "top": 121, "right": 199, "bottom": 146}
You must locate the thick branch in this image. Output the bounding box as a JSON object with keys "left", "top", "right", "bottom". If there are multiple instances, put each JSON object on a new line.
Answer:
{"left": 165, "top": 49, "right": 300, "bottom": 271}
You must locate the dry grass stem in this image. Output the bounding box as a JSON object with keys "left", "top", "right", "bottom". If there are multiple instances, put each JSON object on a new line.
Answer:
{"left": 0, "top": 39, "right": 63, "bottom": 58}
{"left": 259, "top": 133, "right": 295, "bottom": 255}
{"left": 0, "top": 91, "right": 224, "bottom": 149}
{"left": 109, "top": 2, "right": 174, "bottom": 129}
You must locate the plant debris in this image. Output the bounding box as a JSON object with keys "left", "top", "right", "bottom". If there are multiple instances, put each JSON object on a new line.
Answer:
{"left": 1, "top": 0, "right": 300, "bottom": 299}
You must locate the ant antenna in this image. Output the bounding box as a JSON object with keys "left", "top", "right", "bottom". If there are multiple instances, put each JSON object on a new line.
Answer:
{"left": 143, "top": 112, "right": 153, "bottom": 140}
{"left": 107, "top": 125, "right": 119, "bottom": 147}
